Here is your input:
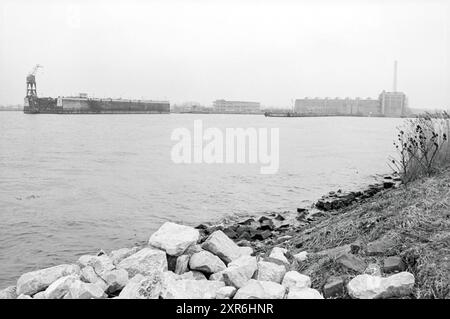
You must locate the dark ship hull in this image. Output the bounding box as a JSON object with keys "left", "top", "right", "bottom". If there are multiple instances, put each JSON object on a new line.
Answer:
{"left": 24, "top": 96, "right": 170, "bottom": 114}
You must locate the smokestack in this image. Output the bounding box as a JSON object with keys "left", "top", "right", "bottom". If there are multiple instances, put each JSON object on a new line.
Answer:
{"left": 393, "top": 60, "right": 398, "bottom": 92}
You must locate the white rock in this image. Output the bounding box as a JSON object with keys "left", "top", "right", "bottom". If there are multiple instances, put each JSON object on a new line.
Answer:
{"left": 239, "top": 246, "right": 253, "bottom": 256}
{"left": 234, "top": 279, "right": 267, "bottom": 299}
{"left": 163, "top": 271, "right": 181, "bottom": 280}
{"left": 101, "top": 268, "right": 129, "bottom": 294}
{"left": 256, "top": 261, "right": 286, "bottom": 283}
{"left": 174, "top": 255, "right": 190, "bottom": 275}
{"left": 117, "top": 247, "right": 168, "bottom": 277}
{"left": 191, "top": 271, "right": 207, "bottom": 280}
{"left": 287, "top": 287, "right": 324, "bottom": 299}
{"left": 0, "top": 286, "right": 17, "bottom": 299}
{"left": 177, "top": 271, "right": 206, "bottom": 280}
{"left": 209, "top": 270, "right": 225, "bottom": 282}
{"left": 109, "top": 247, "right": 140, "bottom": 265}
{"left": 347, "top": 274, "right": 382, "bottom": 299}
{"left": 33, "top": 291, "right": 46, "bottom": 299}
{"left": 227, "top": 255, "right": 257, "bottom": 269}
{"left": 379, "top": 272, "right": 415, "bottom": 298}
{"left": 16, "top": 264, "right": 80, "bottom": 296}
{"left": 80, "top": 266, "right": 99, "bottom": 282}
{"left": 64, "top": 280, "right": 107, "bottom": 299}
{"left": 202, "top": 230, "right": 242, "bottom": 264}
{"left": 189, "top": 251, "right": 226, "bottom": 274}
{"left": 117, "top": 273, "right": 163, "bottom": 299}
{"left": 77, "top": 255, "right": 115, "bottom": 275}
{"left": 149, "top": 222, "right": 200, "bottom": 256}
{"left": 223, "top": 256, "right": 257, "bottom": 288}
{"left": 347, "top": 272, "right": 415, "bottom": 299}
{"left": 78, "top": 255, "right": 95, "bottom": 267}
{"left": 178, "top": 271, "right": 194, "bottom": 280}
{"left": 282, "top": 271, "right": 311, "bottom": 290}
{"left": 185, "top": 244, "right": 203, "bottom": 256}
{"left": 293, "top": 251, "right": 308, "bottom": 263}
{"left": 17, "top": 294, "right": 33, "bottom": 299}
{"left": 259, "top": 281, "right": 287, "bottom": 299}
{"left": 44, "top": 275, "right": 80, "bottom": 299}
{"left": 269, "top": 247, "right": 289, "bottom": 265}
{"left": 161, "top": 278, "right": 225, "bottom": 299}
{"left": 80, "top": 266, "right": 107, "bottom": 289}
{"left": 216, "top": 286, "right": 237, "bottom": 299}
{"left": 117, "top": 274, "right": 145, "bottom": 298}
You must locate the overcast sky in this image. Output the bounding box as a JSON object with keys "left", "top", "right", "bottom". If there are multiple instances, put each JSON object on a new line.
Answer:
{"left": 0, "top": 0, "right": 449, "bottom": 109}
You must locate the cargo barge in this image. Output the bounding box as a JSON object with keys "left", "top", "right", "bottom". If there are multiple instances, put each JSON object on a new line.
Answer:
{"left": 24, "top": 95, "right": 170, "bottom": 114}
{"left": 24, "top": 65, "right": 170, "bottom": 114}
{"left": 264, "top": 112, "right": 384, "bottom": 118}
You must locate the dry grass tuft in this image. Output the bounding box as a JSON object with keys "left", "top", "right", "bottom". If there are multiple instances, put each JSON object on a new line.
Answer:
{"left": 280, "top": 168, "right": 450, "bottom": 298}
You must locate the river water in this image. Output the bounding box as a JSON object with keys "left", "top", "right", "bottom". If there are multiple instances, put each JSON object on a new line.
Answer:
{"left": 0, "top": 112, "right": 403, "bottom": 287}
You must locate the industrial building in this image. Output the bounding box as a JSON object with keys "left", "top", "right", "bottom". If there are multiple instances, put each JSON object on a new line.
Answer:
{"left": 379, "top": 91, "right": 408, "bottom": 117}
{"left": 293, "top": 61, "right": 408, "bottom": 117}
{"left": 213, "top": 99, "right": 261, "bottom": 114}
{"left": 294, "top": 97, "right": 381, "bottom": 116}
{"left": 294, "top": 91, "right": 407, "bottom": 117}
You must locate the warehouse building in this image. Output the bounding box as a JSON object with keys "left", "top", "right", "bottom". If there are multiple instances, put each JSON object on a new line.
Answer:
{"left": 294, "top": 92, "right": 407, "bottom": 117}
{"left": 213, "top": 99, "right": 261, "bottom": 114}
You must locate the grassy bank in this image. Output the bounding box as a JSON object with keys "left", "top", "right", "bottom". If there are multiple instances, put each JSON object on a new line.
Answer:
{"left": 279, "top": 167, "right": 450, "bottom": 299}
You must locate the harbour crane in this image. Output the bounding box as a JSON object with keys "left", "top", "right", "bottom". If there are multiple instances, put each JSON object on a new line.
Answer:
{"left": 26, "top": 64, "right": 43, "bottom": 98}
{"left": 24, "top": 64, "right": 43, "bottom": 113}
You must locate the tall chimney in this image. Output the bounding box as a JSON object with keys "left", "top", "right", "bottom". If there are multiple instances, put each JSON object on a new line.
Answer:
{"left": 393, "top": 60, "right": 398, "bottom": 92}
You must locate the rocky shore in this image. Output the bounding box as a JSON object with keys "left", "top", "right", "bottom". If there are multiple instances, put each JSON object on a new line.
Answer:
{"left": 1, "top": 171, "right": 448, "bottom": 299}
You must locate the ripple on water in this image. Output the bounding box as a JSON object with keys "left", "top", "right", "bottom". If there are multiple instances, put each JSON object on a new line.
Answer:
{"left": 0, "top": 114, "right": 402, "bottom": 287}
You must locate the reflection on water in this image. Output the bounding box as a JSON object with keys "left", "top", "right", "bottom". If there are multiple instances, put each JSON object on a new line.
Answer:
{"left": 0, "top": 112, "right": 402, "bottom": 286}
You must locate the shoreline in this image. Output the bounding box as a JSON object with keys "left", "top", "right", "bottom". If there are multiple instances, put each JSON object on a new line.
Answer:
{"left": 193, "top": 174, "right": 402, "bottom": 256}
{"left": 1, "top": 169, "right": 432, "bottom": 299}
{"left": 0, "top": 170, "right": 393, "bottom": 289}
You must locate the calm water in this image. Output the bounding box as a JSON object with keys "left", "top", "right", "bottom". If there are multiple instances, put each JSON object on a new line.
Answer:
{"left": 0, "top": 112, "right": 403, "bottom": 287}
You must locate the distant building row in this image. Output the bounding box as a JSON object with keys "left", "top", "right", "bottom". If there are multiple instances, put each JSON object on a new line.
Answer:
{"left": 210, "top": 92, "right": 408, "bottom": 117}
{"left": 213, "top": 99, "right": 261, "bottom": 114}
{"left": 294, "top": 91, "right": 408, "bottom": 117}
{"left": 55, "top": 93, "right": 407, "bottom": 116}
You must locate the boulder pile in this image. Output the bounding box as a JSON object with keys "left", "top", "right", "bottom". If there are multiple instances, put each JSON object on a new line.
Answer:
{"left": 315, "top": 175, "right": 401, "bottom": 212}
{"left": 200, "top": 215, "right": 292, "bottom": 242}
{"left": 0, "top": 220, "right": 415, "bottom": 299}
